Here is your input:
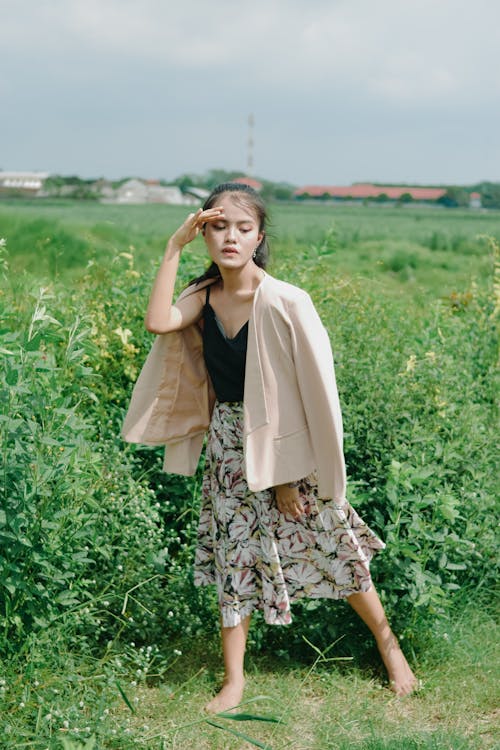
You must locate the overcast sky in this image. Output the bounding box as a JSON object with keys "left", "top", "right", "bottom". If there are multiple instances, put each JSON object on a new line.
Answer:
{"left": 1, "top": 0, "right": 499, "bottom": 186}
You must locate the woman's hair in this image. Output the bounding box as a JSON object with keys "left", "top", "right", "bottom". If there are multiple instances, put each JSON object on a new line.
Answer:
{"left": 189, "top": 182, "right": 270, "bottom": 286}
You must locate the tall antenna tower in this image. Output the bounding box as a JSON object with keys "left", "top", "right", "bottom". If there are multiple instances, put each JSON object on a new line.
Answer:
{"left": 247, "top": 114, "right": 254, "bottom": 176}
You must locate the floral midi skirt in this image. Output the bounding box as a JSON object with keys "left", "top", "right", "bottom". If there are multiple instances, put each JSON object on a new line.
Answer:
{"left": 194, "top": 401, "right": 385, "bottom": 627}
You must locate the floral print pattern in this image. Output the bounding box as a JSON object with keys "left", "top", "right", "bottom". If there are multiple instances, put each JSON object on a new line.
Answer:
{"left": 194, "top": 402, "right": 385, "bottom": 627}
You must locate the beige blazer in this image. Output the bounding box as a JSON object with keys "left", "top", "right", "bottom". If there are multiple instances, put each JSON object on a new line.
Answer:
{"left": 122, "top": 272, "right": 346, "bottom": 503}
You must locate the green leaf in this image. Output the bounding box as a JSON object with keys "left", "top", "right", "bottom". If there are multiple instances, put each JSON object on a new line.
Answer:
{"left": 205, "top": 719, "right": 273, "bottom": 749}
{"left": 55, "top": 591, "right": 80, "bottom": 606}
{"left": 24, "top": 332, "right": 43, "bottom": 351}
{"left": 116, "top": 680, "right": 135, "bottom": 713}
{"left": 5, "top": 367, "right": 18, "bottom": 385}
{"left": 216, "top": 712, "right": 282, "bottom": 723}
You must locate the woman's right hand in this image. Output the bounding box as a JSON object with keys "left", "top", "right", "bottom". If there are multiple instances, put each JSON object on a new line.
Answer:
{"left": 169, "top": 206, "right": 224, "bottom": 251}
{"left": 274, "top": 484, "right": 305, "bottom": 520}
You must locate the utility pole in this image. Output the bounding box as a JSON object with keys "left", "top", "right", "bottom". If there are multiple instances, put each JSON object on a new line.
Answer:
{"left": 247, "top": 114, "right": 254, "bottom": 176}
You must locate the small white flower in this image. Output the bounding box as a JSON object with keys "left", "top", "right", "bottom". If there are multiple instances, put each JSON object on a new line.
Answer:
{"left": 173, "top": 649, "right": 182, "bottom": 656}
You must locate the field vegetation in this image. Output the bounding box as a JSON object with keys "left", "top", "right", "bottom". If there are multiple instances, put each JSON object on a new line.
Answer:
{"left": 0, "top": 200, "right": 498, "bottom": 748}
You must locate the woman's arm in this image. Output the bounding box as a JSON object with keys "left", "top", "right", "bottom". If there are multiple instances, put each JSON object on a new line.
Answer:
{"left": 144, "top": 206, "right": 223, "bottom": 334}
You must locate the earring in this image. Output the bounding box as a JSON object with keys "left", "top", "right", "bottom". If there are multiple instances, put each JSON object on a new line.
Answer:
{"left": 252, "top": 249, "right": 257, "bottom": 259}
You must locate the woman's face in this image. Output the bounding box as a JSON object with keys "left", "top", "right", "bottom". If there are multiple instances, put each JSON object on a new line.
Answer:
{"left": 202, "top": 194, "right": 263, "bottom": 271}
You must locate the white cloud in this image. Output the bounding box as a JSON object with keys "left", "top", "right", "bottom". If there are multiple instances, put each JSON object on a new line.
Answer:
{"left": 1, "top": 0, "right": 499, "bottom": 182}
{"left": 3, "top": 0, "right": 499, "bottom": 96}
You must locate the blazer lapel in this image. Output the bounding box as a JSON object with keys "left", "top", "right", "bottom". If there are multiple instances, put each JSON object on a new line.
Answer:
{"left": 244, "top": 275, "right": 269, "bottom": 434}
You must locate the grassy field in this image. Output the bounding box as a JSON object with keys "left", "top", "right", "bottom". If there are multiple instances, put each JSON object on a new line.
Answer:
{"left": 0, "top": 199, "right": 498, "bottom": 749}
{"left": 119, "top": 603, "right": 499, "bottom": 749}
{"left": 1, "top": 199, "right": 498, "bottom": 298}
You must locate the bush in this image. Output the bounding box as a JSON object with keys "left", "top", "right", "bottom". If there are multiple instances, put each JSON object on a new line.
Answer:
{"left": 0, "top": 276, "right": 169, "bottom": 654}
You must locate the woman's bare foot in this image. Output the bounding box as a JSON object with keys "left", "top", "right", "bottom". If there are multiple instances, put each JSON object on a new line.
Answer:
{"left": 204, "top": 676, "right": 245, "bottom": 714}
{"left": 378, "top": 633, "right": 418, "bottom": 696}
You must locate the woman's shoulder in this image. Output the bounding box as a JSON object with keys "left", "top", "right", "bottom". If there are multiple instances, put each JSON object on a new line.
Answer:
{"left": 257, "top": 274, "right": 325, "bottom": 330}
{"left": 176, "top": 276, "right": 219, "bottom": 304}
{"left": 260, "top": 273, "right": 311, "bottom": 304}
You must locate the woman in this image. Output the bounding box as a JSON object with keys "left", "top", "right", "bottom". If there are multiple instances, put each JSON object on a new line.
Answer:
{"left": 122, "top": 182, "right": 417, "bottom": 712}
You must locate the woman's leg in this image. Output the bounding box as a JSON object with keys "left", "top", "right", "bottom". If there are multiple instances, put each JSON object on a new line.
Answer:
{"left": 205, "top": 614, "right": 251, "bottom": 713}
{"left": 347, "top": 586, "right": 418, "bottom": 696}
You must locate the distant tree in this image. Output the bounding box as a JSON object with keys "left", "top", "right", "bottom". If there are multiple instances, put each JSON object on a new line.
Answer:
{"left": 260, "top": 181, "right": 291, "bottom": 201}
{"left": 437, "top": 187, "right": 469, "bottom": 208}
{"left": 173, "top": 175, "right": 195, "bottom": 191}
{"left": 44, "top": 175, "right": 66, "bottom": 189}
{"left": 272, "top": 185, "right": 294, "bottom": 201}
{"left": 43, "top": 175, "right": 99, "bottom": 199}
{"left": 171, "top": 169, "right": 243, "bottom": 191}
{"left": 480, "top": 183, "right": 500, "bottom": 209}
{"left": 398, "top": 192, "right": 413, "bottom": 204}
{"left": 375, "top": 193, "right": 389, "bottom": 202}
{"left": 205, "top": 169, "right": 242, "bottom": 189}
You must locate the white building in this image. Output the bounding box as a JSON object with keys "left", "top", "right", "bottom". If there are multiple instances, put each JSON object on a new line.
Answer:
{"left": 0, "top": 171, "right": 49, "bottom": 195}
{"left": 113, "top": 179, "right": 198, "bottom": 205}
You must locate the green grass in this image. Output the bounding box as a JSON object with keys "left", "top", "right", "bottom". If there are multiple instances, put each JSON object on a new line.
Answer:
{"left": 1, "top": 200, "right": 499, "bottom": 302}
{"left": 2, "top": 601, "right": 495, "bottom": 749}
{"left": 113, "top": 603, "right": 498, "bottom": 749}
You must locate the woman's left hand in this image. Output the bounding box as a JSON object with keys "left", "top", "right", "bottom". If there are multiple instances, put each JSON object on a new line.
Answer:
{"left": 274, "top": 484, "right": 305, "bottom": 519}
{"left": 169, "top": 206, "right": 224, "bottom": 249}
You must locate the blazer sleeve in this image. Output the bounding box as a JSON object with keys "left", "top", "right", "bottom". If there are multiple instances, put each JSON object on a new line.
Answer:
{"left": 287, "top": 293, "right": 347, "bottom": 503}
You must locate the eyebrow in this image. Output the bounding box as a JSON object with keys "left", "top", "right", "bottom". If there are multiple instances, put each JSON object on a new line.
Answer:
{"left": 214, "top": 218, "right": 255, "bottom": 224}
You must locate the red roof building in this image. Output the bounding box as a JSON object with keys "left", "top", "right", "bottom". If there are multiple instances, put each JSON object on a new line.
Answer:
{"left": 294, "top": 183, "right": 447, "bottom": 201}
{"left": 233, "top": 176, "right": 263, "bottom": 191}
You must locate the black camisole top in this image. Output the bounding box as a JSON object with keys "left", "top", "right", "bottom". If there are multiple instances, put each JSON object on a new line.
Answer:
{"left": 202, "top": 284, "right": 248, "bottom": 402}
